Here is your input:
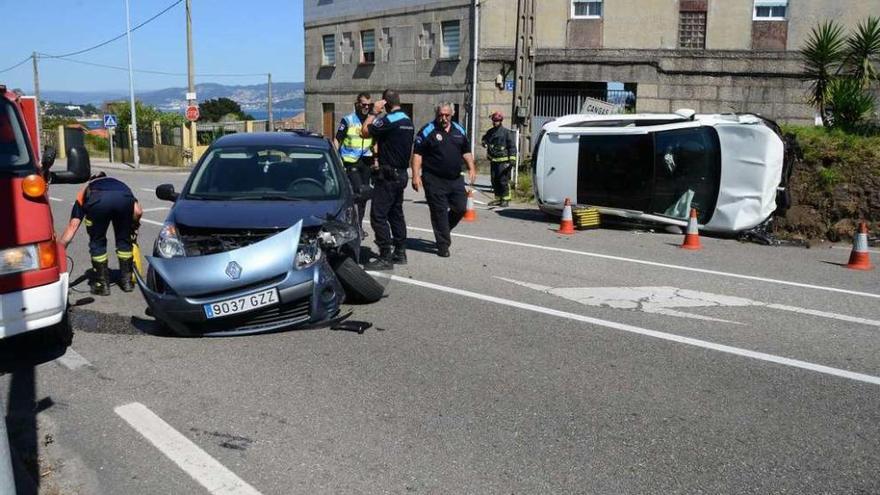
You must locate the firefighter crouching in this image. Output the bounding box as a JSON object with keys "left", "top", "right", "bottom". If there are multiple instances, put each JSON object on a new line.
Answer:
{"left": 334, "top": 92, "right": 375, "bottom": 237}
{"left": 481, "top": 111, "right": 517, "bottom": 207}
{"left": 60, "top": 172, "right": 143, "bottom": 296}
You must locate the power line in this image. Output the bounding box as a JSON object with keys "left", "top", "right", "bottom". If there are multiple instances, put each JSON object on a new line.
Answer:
{"left": 0, "top": 55, "right": 33, "bottom": 74}
{"left": 41, "top": 0, "right": 184, "bottom": 59}
{"left": 42, "top": 55, "right": 268, "bottom": 78}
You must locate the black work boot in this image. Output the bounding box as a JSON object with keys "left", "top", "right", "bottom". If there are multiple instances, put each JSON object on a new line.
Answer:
{"left": 118, "top": 258, "right": 135, "bottom": 292}
{"left": 392, "top": 243, "right": 408, "bottom": 265}
{"left": 90, "top": 260, "right": 111, "bottom": 296}
{"left": 364, "top": 247, "right": 394, "bottom": 271}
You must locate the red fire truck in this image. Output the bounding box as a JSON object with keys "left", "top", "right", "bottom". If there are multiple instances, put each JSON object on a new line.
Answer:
{"left": 0, "top": 84, "right": 90, "bottom": 345}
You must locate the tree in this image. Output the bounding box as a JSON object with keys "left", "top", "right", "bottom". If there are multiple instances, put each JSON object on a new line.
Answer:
{"left": 105, "top": 101, "right": 185, "bottom": 131}
{"left": 801, "top": 21, "right": 846, "bottom": 126}
{"left": 198, "top": 97, "right": 253, "bottom": 122}
{"left": 845, "top": 16, "right": 880, "bottom": 87}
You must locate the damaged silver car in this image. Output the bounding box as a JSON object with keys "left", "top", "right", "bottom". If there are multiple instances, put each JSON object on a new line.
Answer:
{"left": 137, "top": 132, "right": 383, "bottom": 336}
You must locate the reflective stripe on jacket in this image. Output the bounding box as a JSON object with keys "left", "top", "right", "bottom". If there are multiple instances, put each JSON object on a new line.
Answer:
{"left": 339, "top": 113, "right": 374, "bottom": 163}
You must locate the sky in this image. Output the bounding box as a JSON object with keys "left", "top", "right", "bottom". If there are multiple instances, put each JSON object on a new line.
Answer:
{"left": 0, "top": 0, "right": 304, "bottom": 92}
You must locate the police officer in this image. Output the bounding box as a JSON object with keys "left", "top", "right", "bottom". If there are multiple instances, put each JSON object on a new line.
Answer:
{"left": 481, "top": 111, "right": 517, "bottom": 207}
{"left": 360, "top": 89, "right": 414, "bottom": 269}
{"left": 59, "top": 172, "right": 143, "bottom": 295}
{"left": 333, "top": 92, "right": 375, "bottom": 236}
{"left": 412, "top": 102, "right": 477, "bottom": 258}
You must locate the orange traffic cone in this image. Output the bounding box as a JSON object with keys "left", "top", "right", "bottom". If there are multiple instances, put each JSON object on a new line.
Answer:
{"left": 462, "top": 188, "right": 477, "bottom": 222}
{"left": 557, "top": 198, "right": 575, "bottom": 235}
{"left": 846, "top": 222, "right": 874, "bottom": 271}
{"left": 680, "top": 208, "right": 702, "bottom": 250}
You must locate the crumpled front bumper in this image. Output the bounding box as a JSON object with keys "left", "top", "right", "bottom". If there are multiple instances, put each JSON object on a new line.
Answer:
{"left": 136, "top": 222, "right": 344, "bottom": 336}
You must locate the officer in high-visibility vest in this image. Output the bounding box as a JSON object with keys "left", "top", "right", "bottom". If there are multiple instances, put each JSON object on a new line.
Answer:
{"left": 59, "top": 172, "right": 143, "bottom": 296}
{"left": 481, "top": 111, "right": 517, "bottom": 207}
{"left": 333, "top": 92, "right": 375, "bottom": 235}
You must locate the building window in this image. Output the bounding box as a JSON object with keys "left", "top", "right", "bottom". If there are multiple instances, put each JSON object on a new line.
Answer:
{"left": 679, "top": 11, "right": 707, "bottom": 49}
{"left": 754, "top": 0, "right": 787, "bottom": 20}
{"left": 322, "top": 34, "right": 335, "bottom": 66}
{"left": 341, "top": 32, "right": 352, "bottom": 65}
{"left": 571, "top": 0, "right": 602, "bottom": 19}
{"left": 419, "top": 23, "right": 434, "bottom": 60}
{"left": 361, "top": 30, "right": 375, "bottom": 64}
{"left": 440, "top": 21, "right": 460, "bottom": 59}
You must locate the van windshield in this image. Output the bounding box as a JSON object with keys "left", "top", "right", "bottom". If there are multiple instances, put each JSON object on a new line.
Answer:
{"left": 0, "top": 99, "right": 33, "bottom": 175}
{"left": 576, "top": 127, "right": 721, "bottom": 223}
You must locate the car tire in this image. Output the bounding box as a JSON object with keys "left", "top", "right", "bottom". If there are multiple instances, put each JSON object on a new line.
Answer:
{"left": 334, "top": 257, "right": 384, "bottom": 304}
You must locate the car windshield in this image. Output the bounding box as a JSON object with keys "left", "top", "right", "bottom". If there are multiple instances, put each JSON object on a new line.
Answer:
{"left": 576, "top": 127, "right": 721, "bottom": 223}
{"left": 0, "top": 99, "right": 33, "bottom": 175}
{"left": 186, "top": 145, "right": 342, "bottom": 201}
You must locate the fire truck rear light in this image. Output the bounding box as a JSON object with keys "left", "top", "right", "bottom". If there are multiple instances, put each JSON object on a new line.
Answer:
{"left": 38, "top": 241, "right": 57, "bottom": 269}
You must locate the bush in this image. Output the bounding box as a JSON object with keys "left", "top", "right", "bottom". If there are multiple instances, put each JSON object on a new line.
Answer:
{"left": 777, "top": 125, "right": 880, "bottom": 240}
{"left": 84, "top": 133, "right": 109, "bottom": 153}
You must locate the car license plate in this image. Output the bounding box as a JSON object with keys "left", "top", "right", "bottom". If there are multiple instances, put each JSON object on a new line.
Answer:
{"left": 204, "top": 288, "right": 278, "bottom": 319}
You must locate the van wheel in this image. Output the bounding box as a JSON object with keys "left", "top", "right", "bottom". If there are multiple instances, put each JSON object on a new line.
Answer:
{"left": 333, "top": 257, "right": 384, "bottom": 304}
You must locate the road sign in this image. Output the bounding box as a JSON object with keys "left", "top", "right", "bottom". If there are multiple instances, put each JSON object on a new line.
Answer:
{"left": 504, "top": 80, "right": 515, "bottom": 92}
{"left": 185, "top": 105, "right": 200, "bottom": 122}
{"left": 186, "top": 92, "right": 197, "bottom": 101}
{"left": 103, "top": 114, "right": 118, "bottom": 128}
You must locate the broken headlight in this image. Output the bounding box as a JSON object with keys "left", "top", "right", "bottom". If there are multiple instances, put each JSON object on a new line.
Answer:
{"left": 295, "top": 240, "right": 322, "bottom": 270}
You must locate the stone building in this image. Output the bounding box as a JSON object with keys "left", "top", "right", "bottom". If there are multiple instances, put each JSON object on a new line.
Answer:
{"left": 304, "top": 0, "right": 879, "bottom": 155}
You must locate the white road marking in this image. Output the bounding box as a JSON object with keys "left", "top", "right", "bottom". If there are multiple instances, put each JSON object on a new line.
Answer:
{"left": 49, "top": 196, "right": 64, "bottom": 202}
{"left": 55, "top": 348, "right": 92, "bottom": 370}
{"left": 372, "top": 273, "right": 880, "bottom": 387}
{"left": 399, "top": 224, "right": 880, "bottom": 300}
{"left": 140, "top": 218, "right": 164, "bottom": 226}
{"left": 140, "top": 188, "right": 156, "bottom": 193}
{"left": 142, "top": 207, "right": 170, "bottom": 213}
{"left": 115, "top": 403, "right": 262, "bottom": 495}
{"left": 832, "top": 245, "right": 880, "bottom": 255}
{"left": 499, "top": 278, "right": 880, "bottom": 328}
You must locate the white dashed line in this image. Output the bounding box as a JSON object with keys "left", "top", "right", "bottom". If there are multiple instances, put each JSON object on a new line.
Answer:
{"left": 140, "top": 188, "right": 155, "bottom": 193}
{"left": 142, "top": 207, "right": 170, "bottom": 213}
{"left": 56, "top": 348, "right": 92, "bottom": 370}
{"left": 49, "top": 196, "right": 64, "bottom": 202}
{"left": 372, "top": 273, "right": 880, "bottom": 387}
{"left": 140, "top": 218, "right": 164, "bottom": 226}
{"left": 401, "top": 225, "right": 880, "bottom": 300}
{"left": 115, "top": 403, "right": 262, "bottom": 495}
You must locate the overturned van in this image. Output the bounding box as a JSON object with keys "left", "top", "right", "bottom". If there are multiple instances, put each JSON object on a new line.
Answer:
{"left": 532, "top": 111, "right": 795, "bottom": 234}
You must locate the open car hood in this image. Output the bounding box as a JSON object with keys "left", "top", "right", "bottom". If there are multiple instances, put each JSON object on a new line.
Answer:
{"left": 146, "top": 221, "right": 302, "bottom": 297}
{"left": 707, "top": 123, "right": 784, "bottom": 232}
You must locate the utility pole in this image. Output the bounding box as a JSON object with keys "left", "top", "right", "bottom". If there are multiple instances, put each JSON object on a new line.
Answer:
{"left": 512, "top": 0, "right": 535, "bottom": 164}
{"left": 185, "top": 0, "right": 197, "bottom": 157}
{"left": 124, "top": 0, "right": 140, "bottom": 168}
{"left": 267, "top": 72, "right": 274, "bottom": 131}
{"left": 31, "top": 52, "right": 42, "bottom": 144}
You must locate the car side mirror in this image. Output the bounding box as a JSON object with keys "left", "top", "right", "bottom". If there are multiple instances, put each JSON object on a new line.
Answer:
{"left": 41, "top": 146, "right": 57, "bottom": 169}
{"left": 156, "top": 184, "right": 179, "bottom": 202}
{"left": 50, "top": 146, "right": 91, "bottom": 184}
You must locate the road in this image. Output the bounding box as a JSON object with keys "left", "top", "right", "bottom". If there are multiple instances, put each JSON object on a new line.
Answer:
{"left": 2, "top": 165, "right": 879, "bottom": 494}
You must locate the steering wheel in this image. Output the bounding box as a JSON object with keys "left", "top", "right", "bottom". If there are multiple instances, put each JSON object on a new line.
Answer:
{"left": 287, "top": 178, "right": 325, "bottom": 195}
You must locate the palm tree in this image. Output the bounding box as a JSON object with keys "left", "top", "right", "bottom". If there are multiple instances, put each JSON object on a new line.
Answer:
{"left": 844, "top": 16, "right": 880, "bottom": 88}
{"left": 801, "top": 21, "right": 847, "bottom": 125}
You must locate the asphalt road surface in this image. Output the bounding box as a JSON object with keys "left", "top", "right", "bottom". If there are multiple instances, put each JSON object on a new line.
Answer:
{"left": 2, "top": 164, "right": 879, "bottom": 494}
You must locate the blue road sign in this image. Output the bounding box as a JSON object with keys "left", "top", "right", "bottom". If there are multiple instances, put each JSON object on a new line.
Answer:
{"left": 504, "top": 80, "right": 515, "bottom": 92}
{"left": 103, "top": 114, "right": 118, "bottom": 128}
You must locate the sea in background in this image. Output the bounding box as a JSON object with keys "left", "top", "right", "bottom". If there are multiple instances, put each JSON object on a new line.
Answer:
{"left": 248, "top": 109, "right": 302, "bottom": 120}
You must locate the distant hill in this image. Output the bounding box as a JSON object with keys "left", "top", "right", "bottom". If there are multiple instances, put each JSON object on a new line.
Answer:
{"left": 41, "top": 82, "right": 304, "bottom": 112}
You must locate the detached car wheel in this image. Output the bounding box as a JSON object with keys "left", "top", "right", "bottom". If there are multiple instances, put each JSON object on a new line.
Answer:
{"left": 334, "top": 257, "right": 384, "bottom": 304}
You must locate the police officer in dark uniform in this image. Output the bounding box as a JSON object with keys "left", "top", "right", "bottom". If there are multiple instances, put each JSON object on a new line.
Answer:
{"left": 60, "top": 172, "right": 143, "bottom": 295}
{"left": 360, "top": 89, "right": 414, "bottom": 269}
{"left": 481, "top": 111, "right": 517, "bottom": 207}
{"left": 333, "top": 92, "right": 375, "bottom": 237}
{"left": 412, "top": 102, "right": 477, "bottom": 258}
